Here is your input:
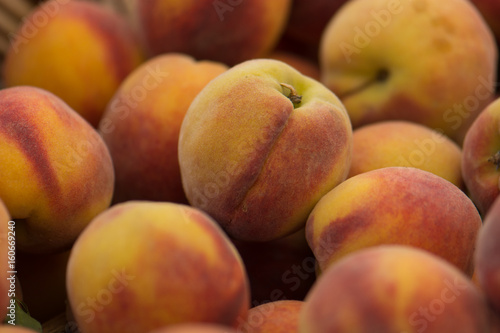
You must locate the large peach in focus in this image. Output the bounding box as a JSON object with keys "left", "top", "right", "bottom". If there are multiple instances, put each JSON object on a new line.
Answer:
{"left": 179, "top": 58, "right": 352, "bottom": 242}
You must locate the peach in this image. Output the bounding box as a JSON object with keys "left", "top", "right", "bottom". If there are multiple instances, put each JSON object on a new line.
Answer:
{"left": 0, "top": 199, "right": 10, "bottom": 322}
{"left": 232, "top": 229, "right": 316, "bottom": 305}
{"left": 306, "top": 167, "right": 481, "bottom": 276}
{"left": 149, "top": 324, "right": 236, "bottom": 333}
{"left": 2, "top": 0, "right": 145, "bottom": 127}
{"left": 0, "top": 86, "right": 114, "bottom": 254}
{"left": 266, "top": 51, "right": 321, "bottom": 81}
{"left": 66, "top": 201, "right": 250, "bottom": 333}
{"left": 320, "top": 0, "right": 498, "bottom": 142}
{"left": 129, "top": 0, "right": 292, "bottom": 66}
{"left": 470, "top": 0, "right": 500, "bottom": 42}
{"left": 237, "top": 300, "right": 303, "bottom": 333}
{"left": 298, "top": 245, "right": 491, "bottom": 333}
{"left": 462, "top": 97, "right": 500, "bottom": 216}
{"left": 99, "top": 53, "right": 228, "bottom": 204}
{"left": 474, "top": 195, "right": 500, "bottom": 314}
{"left": 178, "top": 58, "right": 352, "bottom": 242}
{"left": 0, "top": 326, "right": 39, "bottom": 333}
{"left": 349, "top": 120, "right": 463, "bottom": 188}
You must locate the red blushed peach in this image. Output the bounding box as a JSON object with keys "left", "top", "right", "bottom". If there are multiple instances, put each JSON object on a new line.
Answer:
{"left": 99, "top": 53, "right": 228, "bottom": 204}
{"left": 0, "top": 86, "right": 114, "bottom": 254}
{"left": 129, "top": 0, "right": 292, "bottom": 66}
{"left": 66, "top": 201, "right": 250, "bottom": 333}
{"left": 349, "top": 120, "right": 464, "bottom": 188}
{"left": 3, "top": 0, "right": 145, "bottom": 127}
{"left": 298, "top": 245, "right": 491, "bottom": 333}
{"left": 462, "top": 97, "right": 500, "bottom": 216}
{"left": 306, "top": 167, "right": 481, "bottom": 276}
{"left": 178, "top": 58, "right": 352, "bottom": 242}
{"left": 475, "top": 196, "right": 500, "bottom": 314}
{"left": 236, "top": 300, "right": 303, "bottom": 333}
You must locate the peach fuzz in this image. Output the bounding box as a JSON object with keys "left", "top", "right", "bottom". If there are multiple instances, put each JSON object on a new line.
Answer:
{"left": 178, "top": 58, "right": 352, "bottom": 242}
{"left": 319, "top": 0, "right": 497, "bottom": 142}
{"left": 0, "top": 86, "right": 114, "bottom": 254}
{"left": 298, "top": 245, "right": 491, "bottom": 333}
{"left": 462, "top": 97, "right": 500, "bottom": 216}
{"left": 66, "top": 201, "right": 250, "bottom": 333}
{"left": 99, "top": 53, "right": 228, "bottom": 204}
{"left": 2, "top": 0, "right": 145, "bottom": 127}
{"left": 130, "top": 0, "right": 291, "bottom": 66}
{"left": 149, "top": 324, "right": 236, "bottom": 333}
{"left": 306, "top": 167, "right": 481, "bottom": 276}
{"left": 349, "top": 120, "right": 463, "bottom": 188}
{"left": 237, "top": 300, "right": 303, "bottom": 333}
{"left": 0, "top": 200, "right": 10, "bottom": 322}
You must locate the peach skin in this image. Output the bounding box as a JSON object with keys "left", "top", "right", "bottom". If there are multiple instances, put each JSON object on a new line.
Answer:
{"left": 298, "top": 245, "right": 491, "bottom": 333}
{"left": 66, "top": 201, "right": 250, "bottom": 333}
{"left": 0, "top": 86, "right": 114, "bottom": 254}
{"left": 149, "top": 324, "right": 236, "bottom": 333}
{"left": 3, "top": 0, "right": 145, "bottom": 127}
{"left": 130, "top": 0, "right": 292, "bottom": 66}
{"left": 306, "top": 167, "right": 481, "bottom": 276}
{"left": 99, "top": 53, "right": 228, "bottom": 204}
{"left": 237, "top": 300, "right": 303, "bottom": 333}
{"left": 462, "top": 97, "right": 500, "bottom": 216}
{"left": 320, "top": 0, "right": 497, "bottom": 142}
{"left": 178, "top": 58, "right": 353, "bottom": 242}
{"left": 349, "top": 120, "right": 463, "bottom": 188}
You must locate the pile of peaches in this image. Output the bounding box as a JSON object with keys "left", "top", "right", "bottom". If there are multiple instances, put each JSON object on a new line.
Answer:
{"left": 1, "top": 0, "right": 500, "bottom": 332}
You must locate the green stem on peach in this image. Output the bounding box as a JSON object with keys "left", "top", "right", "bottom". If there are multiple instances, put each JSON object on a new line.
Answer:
{"left": 488, "top": 151, "right": 500, "bottom": 170}
{"left": 280, "top": 83, "right": 302, "bottom": 105}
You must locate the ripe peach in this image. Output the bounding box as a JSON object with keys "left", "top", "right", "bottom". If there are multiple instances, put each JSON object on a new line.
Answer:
{"left": 130, "top": 0, "right": 291, "bottom": 66}
{"left": 470, "top": 0, "right": 500, "bottom": 42}
{"left": 0, "top": 86, "right": 114, "bottom": 254}
{"left": 178, "top": 58, "right": 352, "bottom": 242}
{"left": 0, "top": 200, "right": 10, "bottom": 322}
{"left": 237, "top": 300, "right": 303, "bottom": 333}
{"left": 320, "top": 0, "right": 497, "bottom": 142}
{"left": 298, "top": 245, "right": 491, "bottom": 333}
{"left": 462, "top": 97, "right": 500, "bottom": 216}
{"left": 0, "top": 326, "right": 39, "bottom": 333}
{"left": 66, "top": 201, "right": 250, "bottom": 333}
{"left": 349, "top": 120, "right": 463, "bottom": 188}
{"left": 3, "top": 0, "right": 145, "bottom": 127}
{"left": 99, "top": 53, "right": 227, "bottom": 204}
{"left": 232, "top": 229, "right": 316, "bottom": 305}
{"left": 306, "top": 167, "right": 481, "bottom": 276}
